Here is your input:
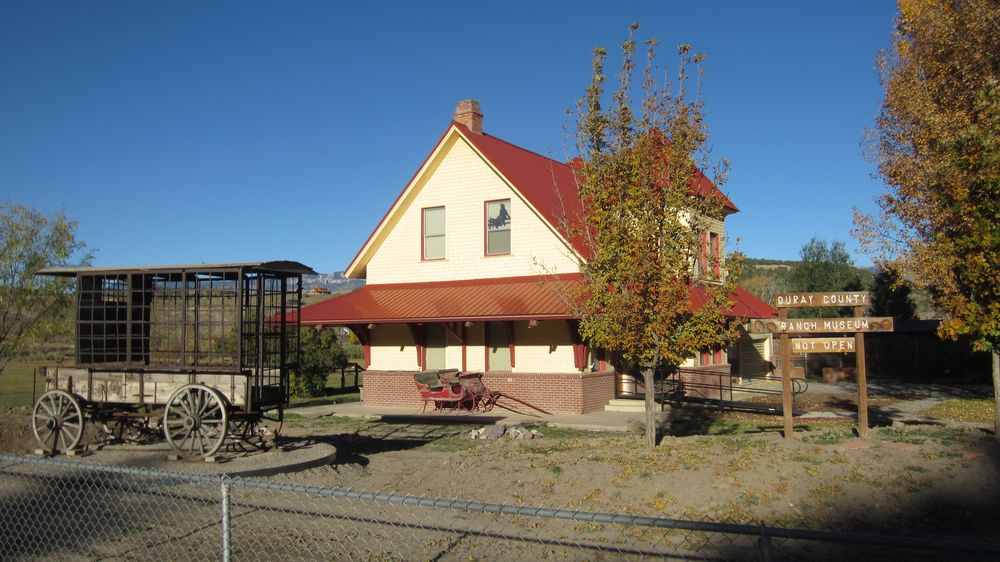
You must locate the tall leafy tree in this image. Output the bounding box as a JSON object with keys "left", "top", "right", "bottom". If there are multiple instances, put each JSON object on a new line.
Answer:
{"left": 869, "top": 265, "right": 917, "bottom": 321}
{"left": 0, "top": 202, "right": 88, "bottom": 374}
{"left": 292, "top": 326, "right": 348, "bottom": 397}
{"left": 567, "top": 25, "right": 743, "bottom": 449}
{"left": 855, "top": 0, "right": 1000, "bottom": 437}
{"left": 788, "top": 238, "right": 864, "bottom": 317}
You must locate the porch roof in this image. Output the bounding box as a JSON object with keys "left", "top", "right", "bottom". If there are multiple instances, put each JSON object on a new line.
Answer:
{"left": 297, "top": 275, "right": 777, "bottom": 326}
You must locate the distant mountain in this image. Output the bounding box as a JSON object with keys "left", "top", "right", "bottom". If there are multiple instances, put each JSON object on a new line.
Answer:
{"left": 302, "top": 272, "right": 365, "bottom": 293}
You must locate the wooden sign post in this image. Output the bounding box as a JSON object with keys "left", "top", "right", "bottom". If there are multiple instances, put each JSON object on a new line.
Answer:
{"left": 762, "top": 292, "right": 892, "bottom": 441}
{"left": 779, "top": 308, "right": 793, "bottom": 441}
{"left": 855, "top": 305, "right": 869, "bottom": 439}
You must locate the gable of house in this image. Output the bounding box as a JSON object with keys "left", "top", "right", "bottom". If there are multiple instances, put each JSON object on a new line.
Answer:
{"left": 346, "top": 123, "right": 578, "bottom": 284}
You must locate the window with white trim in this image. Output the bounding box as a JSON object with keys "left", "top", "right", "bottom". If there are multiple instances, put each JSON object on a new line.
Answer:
{"left": 485, "top": 199, "right": 511, "bottom": 255}
{"left": 423, "top": 206, "right": 445, "bottom": 260}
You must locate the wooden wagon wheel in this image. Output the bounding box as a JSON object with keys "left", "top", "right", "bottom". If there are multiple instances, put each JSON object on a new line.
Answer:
{"left": 32, "top": 390, "right": 85, "bottom": 454}
{"left": 163, "top": 384, "right": 229, "bottom": 458}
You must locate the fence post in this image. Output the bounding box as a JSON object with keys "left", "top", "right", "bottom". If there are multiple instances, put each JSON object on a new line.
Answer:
{"left": 221, "top": 478, "right": 232, "bottom": 562}
{"left": 757, "top": 523, "right": 772, "bottom": 561}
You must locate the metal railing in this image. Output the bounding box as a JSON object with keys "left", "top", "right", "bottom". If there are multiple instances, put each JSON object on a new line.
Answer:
{"left": 0, "top": 452, "right": 997, "bottom": 561}
{"left": 335, "top": 362, "right": 362, "bottom": 391}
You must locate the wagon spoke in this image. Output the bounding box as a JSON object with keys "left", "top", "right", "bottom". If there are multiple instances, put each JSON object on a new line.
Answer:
{"left": 196, "top": 392, "right": 212, "bottom": 417}
{"left": 189, "top": 429, "right": 200, "bottom": 453}
{"left": 38, "top": 399, "right": 56, "bottom": 419}
{"left": 178, "top": 390, "right": 195, "bottom": 418}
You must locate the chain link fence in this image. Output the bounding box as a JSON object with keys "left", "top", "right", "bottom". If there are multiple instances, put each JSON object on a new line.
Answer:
{"left": 1, "top": 452, "right": 998, "bottom": 561}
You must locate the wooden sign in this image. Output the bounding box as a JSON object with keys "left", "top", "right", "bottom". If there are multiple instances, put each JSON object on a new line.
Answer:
{"left": 751, "top": 317, "right": 894, "bottom": 334}
{"left": 790, "top": 337, "right": 856, "bottom": 354}
{"left": 774, "top": 291, "right": 870, "bottom": 309}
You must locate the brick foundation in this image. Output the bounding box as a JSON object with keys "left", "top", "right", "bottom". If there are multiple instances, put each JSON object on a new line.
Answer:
{"left": 677, "top": 365, "right": 732, "bottom": 400}
{"left": 361, "top": 370, "right": 615, "bottom": 414}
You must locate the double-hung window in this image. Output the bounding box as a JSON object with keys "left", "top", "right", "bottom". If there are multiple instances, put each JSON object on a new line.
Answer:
{"left": 485, "top": 199, "right": 511, "bottom": 255}
{"left": 423, "top": 206, "right": 445, "bottom": 260}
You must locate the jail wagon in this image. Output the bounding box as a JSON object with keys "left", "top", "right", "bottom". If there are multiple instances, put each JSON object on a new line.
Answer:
{"left": 31, "top": 261, "right": 315, "bottom": 459}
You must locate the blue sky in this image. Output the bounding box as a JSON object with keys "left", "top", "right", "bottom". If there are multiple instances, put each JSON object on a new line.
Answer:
{"left": 1, "top": 1, "right": 898, "bottom": 274}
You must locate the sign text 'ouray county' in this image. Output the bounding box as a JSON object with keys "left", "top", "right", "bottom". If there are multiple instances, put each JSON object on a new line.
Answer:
{"left": 774, "top": 291, "right": 870, "bottom": 308}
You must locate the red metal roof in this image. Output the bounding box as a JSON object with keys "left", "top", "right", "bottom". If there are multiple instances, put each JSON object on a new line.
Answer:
{"left": 690, "top": 285, "right": 779, "bottom": 319}
{"left": 298, "top": 276, "right": 777, "bottom": 325}
{"left": 298, "top": 275, "right": 583, "bottom": 325}
{"left": 453, "top": 123, "right": 590, "bottom": 258}
{"left": 345, "top": 122, "right": 738, "bottom": 275}
{"left": 456, "top": 122, "right": 739, "bottom": 256}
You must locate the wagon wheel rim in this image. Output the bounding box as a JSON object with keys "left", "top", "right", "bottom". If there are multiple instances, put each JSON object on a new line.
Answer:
{"left": 32, "top": 390, "right": 84, "bottom": 454}
{"left": 163, "top": 385, "right": 229, "bottom": 458}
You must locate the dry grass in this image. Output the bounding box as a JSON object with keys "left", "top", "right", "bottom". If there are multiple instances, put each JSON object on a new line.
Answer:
{"left": 921, "top": 398, "right": 995, "bottom": 423}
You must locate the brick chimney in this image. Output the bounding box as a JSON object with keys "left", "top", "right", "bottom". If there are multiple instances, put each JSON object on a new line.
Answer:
{"left": 453, "top": 99, "right": 483, "bottom": 134}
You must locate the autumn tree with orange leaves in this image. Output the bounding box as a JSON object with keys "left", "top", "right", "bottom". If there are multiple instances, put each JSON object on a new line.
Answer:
{"left": 855, "top": 0, "right": 1000, "bottom": 437}
{"left": 569, "top": 25, "right": 743, "bottom": 449}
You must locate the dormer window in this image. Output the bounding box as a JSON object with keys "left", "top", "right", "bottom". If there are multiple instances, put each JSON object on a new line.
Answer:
{"left": 485, "top": 199, "right": 511, "bottom": 255}
{"left": 422, "top": 206, "right": 445, "bottom": 260}
{"left": 710, "top": 232, "right": 720, "bottom": 278}
{"left": 698, "top": 230, "right": 722, "bottom": 280}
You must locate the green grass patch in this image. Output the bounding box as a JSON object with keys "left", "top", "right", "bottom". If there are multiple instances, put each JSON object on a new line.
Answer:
{"left": 0, "top": 360, "right": 51, "bottom": 408}
{"left": 878, "top": 427, "right": 928, "bottom": 445}
{"left": 424, "top": 436, "right": 479, "bottom": 452}
{"left": 289, "top": 392, "right": 361, "bottom": 409}
{"left": 790, "top": 454, "right": 824, "bottom": 465}
{"left": 875, "top": 426, "right": 972, "bottom": 446}
{"left": 531, "top": 425, "right": 603, "bottom": 440}
{"left": 800, "top": 428, "right": 854, "bottom": 445}
{"left": 921, "top": 398, "right": 995, "bottom": 424}
{"left": 283, "top": 413, "right": 368, "bottom": 431}
{"left": 324, "top": 370, "right": 363, "bottom": 391}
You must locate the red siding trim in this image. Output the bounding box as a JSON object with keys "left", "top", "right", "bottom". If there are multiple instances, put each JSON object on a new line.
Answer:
{"left": 461, "top": 323, "right": 467, "bottom": 371}
{"left": 347, "top": 325, "right": 372, "bottom": 366}
{"left": 407, "top": 323, "right": 426, "bottom": 370}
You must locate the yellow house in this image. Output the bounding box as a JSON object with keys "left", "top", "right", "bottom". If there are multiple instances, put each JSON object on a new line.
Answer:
{"left": 299, "top": 100, "right": 775, "bottom": 413}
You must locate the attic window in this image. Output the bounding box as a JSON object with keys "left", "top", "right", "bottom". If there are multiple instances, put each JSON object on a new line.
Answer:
{"left": 485, "top": 199, "right": 511, "bottom": 255}
{"left": 423, "top": 206, "right": 445, "bottom": 260}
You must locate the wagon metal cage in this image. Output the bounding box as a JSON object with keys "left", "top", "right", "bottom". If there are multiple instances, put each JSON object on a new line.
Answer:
{"left": 33, "top": 261, "right": 315, "bottom": 458}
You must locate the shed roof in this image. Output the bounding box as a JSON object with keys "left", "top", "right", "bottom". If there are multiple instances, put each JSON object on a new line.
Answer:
{"left": 38, "top": 261, "right": 317, "bottom": 277}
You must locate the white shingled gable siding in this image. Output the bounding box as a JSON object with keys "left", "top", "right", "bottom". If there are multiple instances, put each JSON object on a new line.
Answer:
{"left": 365, "top": 135, "right": 580, "bottom": 284}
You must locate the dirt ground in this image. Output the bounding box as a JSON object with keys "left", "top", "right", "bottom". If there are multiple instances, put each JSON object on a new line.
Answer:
{"left": 3, "top": 390, "right": 998, "bottom": 543}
